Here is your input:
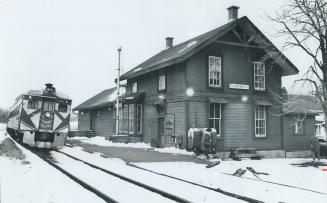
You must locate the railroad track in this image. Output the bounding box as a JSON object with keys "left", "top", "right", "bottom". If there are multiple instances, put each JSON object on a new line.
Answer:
{"left": 15, "top": 139, "right": 263, "bottom": 203}
{"left": 57, "top": 150, "right": 263, "bottom": 203}
{"left": 30, "top": 148, "right": 191, "bottom": 203}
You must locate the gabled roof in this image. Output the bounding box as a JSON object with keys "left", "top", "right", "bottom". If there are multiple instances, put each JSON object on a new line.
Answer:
{"left": 283, "top": 95, "right": 323, "bottom": 115}
{"left": 73, "top": 88, "right": 117, "bottom": 111}
{"left": 121, "top": 16, "right": 299, "bottom": 80}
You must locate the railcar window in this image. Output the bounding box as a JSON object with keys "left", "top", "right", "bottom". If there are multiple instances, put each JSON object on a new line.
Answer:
{"left": 28, "top": 100, "right": 39, "bottom": 109}
{"left": 43, "top": 101, "right": 54, "bottom": 111}
{"left": 58, "top": 104, "right": 68, "bottom": 112}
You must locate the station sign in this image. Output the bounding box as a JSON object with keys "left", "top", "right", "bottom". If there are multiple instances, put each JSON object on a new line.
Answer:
{"left": 229, "top": 83, "right": 249, "bottom": 90}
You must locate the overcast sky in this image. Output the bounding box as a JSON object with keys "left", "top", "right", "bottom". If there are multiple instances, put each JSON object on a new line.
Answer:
{"left": 0, "top": 0, "right": 311, "bottom": 109}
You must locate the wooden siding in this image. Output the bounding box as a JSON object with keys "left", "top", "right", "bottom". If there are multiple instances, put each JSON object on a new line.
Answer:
{"left": 78, "top": 111, "right": 91, "bottom": 131}
{"left": 283, "top": 115, "right": 315, "bottom": 151}
{"left": 93, "top": 108, "right": 114, "bottom": 138}
{"left": 185, "top": 43, "right": 282, "bottom": 97}
{"left": 167, "top": 101, "right": 186, "bottom": 146}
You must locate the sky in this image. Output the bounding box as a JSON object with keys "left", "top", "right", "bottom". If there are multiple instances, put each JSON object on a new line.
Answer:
{"left": 0, "top": 0, "right": 313, "bottom": 109}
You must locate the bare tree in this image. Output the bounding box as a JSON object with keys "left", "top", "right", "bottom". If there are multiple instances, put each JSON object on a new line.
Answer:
{"left": 268, "top": 0, "right": 327, "bottom": 131}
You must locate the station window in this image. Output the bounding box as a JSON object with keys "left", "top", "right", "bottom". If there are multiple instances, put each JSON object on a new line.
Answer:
{"left": 254, "top": 62, "right": 265, "bottom": 90}
{"left": 158, "top": 74, "right": 166, "bottom": 91}
{"left": 294, "top": 121, "right": 304, "bottom": 135}
{"left": 208, "top": 56, "right": 222, "bottom": 88}
{"left": 209, "top": 103, "right": 221, "bottom": 136}
{"left": 136, "top": 104, "right": 143, "bottom": 134}
{"left": 255, "top": 105, "right": 266, "bottom": 137}
{"left": 132, "top": 82, "right": 137, "bottom": 93}
{"left": 28, "top": 100, "right": 39, "bottom": 109}
{"left": 58, "top": 104, "right": 68, "bottom": 113}
{"left": 128, "top": 104, "right": 134, "bottom": 134}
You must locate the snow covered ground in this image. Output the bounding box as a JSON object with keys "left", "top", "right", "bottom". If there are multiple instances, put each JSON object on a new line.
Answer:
{"left": 2, "top": 122, "right": 327, "bottom": 203}
{"left": 0, "top": 124, "right": 105, "bottom": 203}
{"left": 60, "top": 144, "right": 327, "bottom": 203}
{"left": 69, "top": 136, "right": 194, "bottom": 155}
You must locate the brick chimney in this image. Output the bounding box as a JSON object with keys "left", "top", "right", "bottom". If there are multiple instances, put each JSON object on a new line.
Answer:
{"left": 227, "top": 6, "right": 239, "bottom": 22}
{"left": 165, "top": 37, "right": 174, "bottom": 49}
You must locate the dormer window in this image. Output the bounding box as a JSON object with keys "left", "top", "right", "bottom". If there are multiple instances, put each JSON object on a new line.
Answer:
{"left": 254, "top": 62, "right": 265, "bottom": 91}
{"left": 158, "top": 74, "right": 166, "bottom": 91}
{"left": 132, "top": 82, "right": 137, "bottom": 93}
{"left": 208, "top": 56, "right": 222, "bottom": 87}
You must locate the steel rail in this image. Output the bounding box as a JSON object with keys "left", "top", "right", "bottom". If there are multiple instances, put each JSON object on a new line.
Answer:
{"left": 29, "top": 148, "right": 119, "bottom": 203}
{"left": 125, "top": 162, "right": 264, "bottom": 203}
{"left": 55, "top": 150, "right": 191, "bottom": 203}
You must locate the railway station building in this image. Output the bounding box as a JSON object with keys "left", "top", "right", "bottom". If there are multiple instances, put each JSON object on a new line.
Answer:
{"left": 74, "top": 6, "right": 321, "bottom": 153}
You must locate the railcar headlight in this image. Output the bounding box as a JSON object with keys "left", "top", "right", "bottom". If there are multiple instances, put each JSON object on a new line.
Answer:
{"left": 45, "top": 112, "right": 51, "bottom": 118}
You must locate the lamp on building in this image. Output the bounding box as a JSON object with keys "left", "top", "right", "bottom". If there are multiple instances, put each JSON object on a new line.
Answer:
{"left": 158, "top": 94, "right": 165, "bottom": 99}
{"left": 241, "top": 95, "right": 248, "bottom": 103}
{"left": 186, "top": 88, "right": 194, "bottom": 96}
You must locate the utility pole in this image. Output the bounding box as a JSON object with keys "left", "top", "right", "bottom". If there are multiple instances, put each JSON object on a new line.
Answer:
{"left": 115, "top": 47, "right": 122, "bottom": 135}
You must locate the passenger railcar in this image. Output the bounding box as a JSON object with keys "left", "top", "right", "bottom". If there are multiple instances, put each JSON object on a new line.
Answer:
{"left": 6, "top": 84, "right": 72, "bottom": 148}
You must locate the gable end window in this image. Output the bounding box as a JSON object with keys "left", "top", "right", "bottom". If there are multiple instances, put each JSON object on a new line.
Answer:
{"left": 254, "top": 62, "right": 265, "bottom": 90}
{"left": 209, "top": 103, "right": 221, "bottom": 137}
{"left": 158, "top": 74, "right": 166, "bottom": 91}
{"left": 208, "top": 56, "right": 222, "bottom": 88}
{"left": 255, "top": 105, "right": 266, "bottom": 137}
{"left": 132, "top": 82, "right": 137, "bottom": 93}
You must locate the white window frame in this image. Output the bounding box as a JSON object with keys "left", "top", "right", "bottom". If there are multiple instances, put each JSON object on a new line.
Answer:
{"left": 128, "top": 104, "right": 134, "bottom": 134}
{"left": 255, "top": 105, "right": 266, "bottom": 137}
{"left": 209, "top": 103, "right": 221, "bottom": 137}
{"left": 254, "top": 62, "right": 265, "bottom": 90}
{"left": 208, "top": 56, "right": 222, "bottom": 88}
{"left": 136, "top": 104, "right": 143, "bottom": 134}
{"left": 132, "top": 82, "right": 137, "bottom": 93}
{"left": 158, "top": 74, "right": 166, "bottom": 91}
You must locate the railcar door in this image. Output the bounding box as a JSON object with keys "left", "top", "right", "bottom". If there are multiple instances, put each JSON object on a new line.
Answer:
{"left": 39, "top": 100, "right": 55, "bottom": 131}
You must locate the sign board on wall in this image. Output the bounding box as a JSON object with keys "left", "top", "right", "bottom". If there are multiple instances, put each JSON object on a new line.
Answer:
{"left": 164, "top": 114, "right": 175, "bottom": 137}
{"left": 229, "top": 83, "right": 249, "bottom": 90}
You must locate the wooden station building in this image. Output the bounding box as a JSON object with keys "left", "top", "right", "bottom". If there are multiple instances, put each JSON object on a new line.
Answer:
{"left": 74, "top": 6, "right": 320, "bottom": 152}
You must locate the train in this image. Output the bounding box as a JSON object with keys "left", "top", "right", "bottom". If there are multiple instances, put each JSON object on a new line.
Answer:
{"left": 6, "top": 84, "right": 72, "bottom": 148}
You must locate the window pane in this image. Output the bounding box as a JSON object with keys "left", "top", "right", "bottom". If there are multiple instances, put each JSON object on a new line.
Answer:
{"left": 28, "top": 100, "right": 39, "bottom": 109}
{"left": 215, "top": 104, "right": 220, "bottom": 118}
{"left": 159, "top": 74, "right": 166, "bottom": 91}
{"left": 254, "top": 62, "right": 265, "bottom": 90}
{"left": 215, "top": 119, "right": 220, "bottom": 134}
{"left": 58, "top": 104, "right": 68, "bottom": 113}
{"left": 210, "top": 104, "right": 215, "bottom": 118}
{"left": 209, "top": 119, "right": 214, "bottom": 129}
{"left": 132, "top": 82, "right": 137, "bottom": 93}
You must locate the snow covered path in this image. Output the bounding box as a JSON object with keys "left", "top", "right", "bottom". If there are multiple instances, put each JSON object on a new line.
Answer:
{"left": 59, "top": 147, "right": 248, "bottom": 203}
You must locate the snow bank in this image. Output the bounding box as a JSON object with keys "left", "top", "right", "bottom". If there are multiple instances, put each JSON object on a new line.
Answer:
{"left": 69, "top": 136, "right": 152, "bottom": 148}
{"left": 69, "top": 136, "right": 195, "bottom": 155}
